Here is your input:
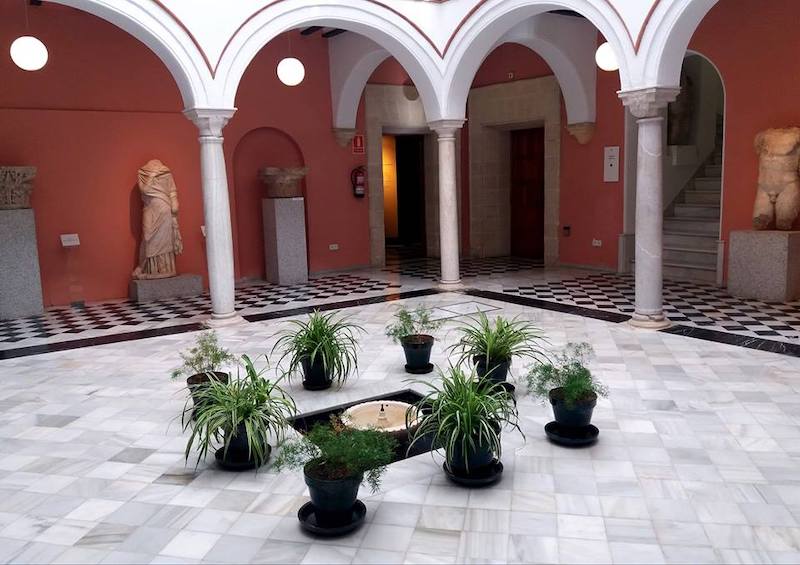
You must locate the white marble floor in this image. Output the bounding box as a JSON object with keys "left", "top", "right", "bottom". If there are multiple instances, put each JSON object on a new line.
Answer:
{"left": 1, "top": 292, "right": 800, "bottom": 564}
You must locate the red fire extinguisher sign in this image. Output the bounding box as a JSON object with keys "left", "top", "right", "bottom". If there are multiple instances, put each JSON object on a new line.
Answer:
{"left": 352, "top": 134, "right": 365, "bottom": 154}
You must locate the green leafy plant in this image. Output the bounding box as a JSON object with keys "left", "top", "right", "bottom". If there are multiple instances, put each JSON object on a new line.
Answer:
{"left": 525, "top": 343, "right": 608, "bottom": 407}
{"left": 409, "top": 365, "right": 523, "bottom": 472}
{"left": 272, "top": 310, "right": 364, "bottom": 387}
{"left": 182, "top": 354, "right": 296, "bottom": 468}
{"left": 385, "top": 305, "right": 443, "bottom": 343}
{"left": 171, "top": 330, "right": 236, "bottom": 380}
{"left": 449, "top": 311, "right": 547, "bottom": 367}
{"left": 273, "top": 417, "right": 397, "bottom": 492}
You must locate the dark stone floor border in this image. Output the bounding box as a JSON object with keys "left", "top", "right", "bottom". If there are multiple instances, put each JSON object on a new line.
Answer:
{"left": 2, "top": 286, "right": 799, "bottom": 360}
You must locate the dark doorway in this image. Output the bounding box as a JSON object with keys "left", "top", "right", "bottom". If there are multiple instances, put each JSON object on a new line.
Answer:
{"left": 510, "top": 128, "right": 545, "bottom": 260}
{"left": 385, "top": 134, "right": 426, "bottom": 259}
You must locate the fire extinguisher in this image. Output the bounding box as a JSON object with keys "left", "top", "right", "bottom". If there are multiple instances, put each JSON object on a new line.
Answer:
{"left": 351, "top": 166, "right": 367, "bottom": 198}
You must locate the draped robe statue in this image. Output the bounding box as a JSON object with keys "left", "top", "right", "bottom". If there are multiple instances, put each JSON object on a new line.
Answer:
{"left": 132, "top": 160, "right": 184, "bottom": 279}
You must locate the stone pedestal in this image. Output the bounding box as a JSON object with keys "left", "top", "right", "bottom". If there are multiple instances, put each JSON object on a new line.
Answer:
{"left": 129, "top": 274, "right": 203, "bottom": 303}
{"left": 728, "top": 230, "right": 800, "bottom": 302}
{"left": 0, "top": 209, "right": 44, "bottom": 319}
{"left": 263, "top": 197, "right": 308, "bottom": 285}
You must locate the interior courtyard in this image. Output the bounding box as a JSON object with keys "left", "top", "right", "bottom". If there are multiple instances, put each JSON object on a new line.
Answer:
{"left": 2, "top": 0, "right": 800, "bottom": 563}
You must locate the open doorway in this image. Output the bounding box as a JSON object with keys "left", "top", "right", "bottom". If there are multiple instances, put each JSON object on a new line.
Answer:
{"left": 383, "top": 134, "right": 426, "bottom": 260}
{"left": 510, "top": 128, "right": 545, "bottom": 261}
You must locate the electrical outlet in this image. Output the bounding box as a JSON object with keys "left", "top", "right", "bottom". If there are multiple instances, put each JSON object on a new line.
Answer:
{"left": 329, "top": 243, "right": 339, "bottom": 251}
{"left": 592, "top": 239, "right": 602, "bottom": 247}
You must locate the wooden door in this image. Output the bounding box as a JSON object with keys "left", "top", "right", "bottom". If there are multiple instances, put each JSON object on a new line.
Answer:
{"left": 510, "top": 128, "right": 545, "bottom": 259}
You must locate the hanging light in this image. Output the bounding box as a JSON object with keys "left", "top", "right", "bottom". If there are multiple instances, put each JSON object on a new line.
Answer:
{"left": 10, "top": 35, "right": 48, "bottom": 71}
{"left": 595, "top": 42, "right": 619, "bottom": 72}
{"left": 277, "top": 57, "right": 305, "bottom": 86}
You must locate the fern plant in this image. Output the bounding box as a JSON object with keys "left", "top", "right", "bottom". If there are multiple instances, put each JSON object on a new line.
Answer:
{"left": 409, "top": 365, "right": 523, "bottom": 473}
{"left": 525, "top": 343, "right": 608, "bottom": 407}
{"left": 171, "top": 330, "right": 236, "bottom": 380}
{"left": 182, "top": 354, "right": 296, "bottom": 469}
{"left": 272, "top": 311, "right": 364, "bottom": 387}
{"left": 273, "top": 416, "right": 397, "bottom": 492}
{"left": 385, "top": 305, "right": 442, "bottom": 343}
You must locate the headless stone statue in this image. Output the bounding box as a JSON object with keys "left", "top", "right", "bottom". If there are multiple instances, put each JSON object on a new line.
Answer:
{"left": 133, "top": 160, "right": 184, "bottom": 279}
{"left": 753, "top": 128, "right": 800, "bottom": 230}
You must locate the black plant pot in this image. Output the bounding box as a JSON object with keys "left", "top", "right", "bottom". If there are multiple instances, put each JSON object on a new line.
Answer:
{"left": 401, "top": 334, "right": 434, "bottom": 370}
{"left": 301, "top": 357, "right": 333, "bottom": 391}
{"left": 549, "top": 387, "right": 597, "bottom": 428}
{"left": 216, "top": 423, "right": 271, "bottom": 471}
{"left": 187, "top": 371, "right": 229, "bottom": 413}
{"left": 474, "top": 356, "right": 511, "bottom": 384}
{"left": 304, "top": 462, "right": 363, "bottom": 527}
{"left": 446, "top": 440, "right": 495, "bottom": 476}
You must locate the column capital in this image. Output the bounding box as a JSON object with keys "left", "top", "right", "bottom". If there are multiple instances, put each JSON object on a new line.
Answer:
{"left": 428, "top": 119, "right": 465, "bottom": 137}
{"left": 618, "top": 87, "right": 680, "bottom": 119}
{"left": 184, "top": 107, "right": 237, "bottom": 137}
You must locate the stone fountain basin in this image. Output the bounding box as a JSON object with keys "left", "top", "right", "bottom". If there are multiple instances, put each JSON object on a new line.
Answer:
{"left": 341, "top": 400, "right": 421, "bottom": 442}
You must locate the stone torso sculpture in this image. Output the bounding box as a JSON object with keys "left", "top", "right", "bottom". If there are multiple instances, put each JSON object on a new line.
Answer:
{"left": 753, "top": 128, "right": 800, "bottom": 230}
{"left": 133, "top": 160, "right": 184, "bottom": 279}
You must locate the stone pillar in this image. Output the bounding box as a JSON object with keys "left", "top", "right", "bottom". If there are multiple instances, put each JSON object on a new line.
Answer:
{"left": 619, "top": 87, "right": 680, "bottom": 329}
{"left": 430, "top": 119, "right": 464, "bottom": 285}
{"left": 184, "top": 108, "right": 238, "bottom": 323}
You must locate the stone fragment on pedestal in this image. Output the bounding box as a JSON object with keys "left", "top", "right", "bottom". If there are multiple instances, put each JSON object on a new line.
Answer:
{"left": 263, "top": 197, "right": 308, "bottom": 285}
{"left": 0, "top": 167, "right": 43, "bottom": 319}
{"left": 728, "top": 230, "right": 800, "bottom": 302}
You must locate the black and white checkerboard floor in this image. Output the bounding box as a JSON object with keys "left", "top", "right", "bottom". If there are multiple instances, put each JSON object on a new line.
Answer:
{"left": 0, "top": 274, "right": 402, "bottom": 347}
{"left": 383, "top": 255, "right": 544, "bottom": 281}
{"left": 504, "top": 273, "right": 800, "bottom": 343}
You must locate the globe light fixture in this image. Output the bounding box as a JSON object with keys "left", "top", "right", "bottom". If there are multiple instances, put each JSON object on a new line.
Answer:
{"left": 277, "top": 57, "right": 305, "bottom": 86}
{"left": 594, "top": 42, "right": 619, "bottom": 72}
{"left": 10, "top": 35, "right": 48, "bottom": 71}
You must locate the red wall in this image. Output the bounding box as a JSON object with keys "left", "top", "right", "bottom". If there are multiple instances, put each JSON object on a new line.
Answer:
{"left": 226, "top": 33, "right": 369, "bottom": 279}
{"left": 689, "top": 0, "right": 800, "bottom": 275}
{"left": 0, "top": 4, "right": 204, "bottom": 306}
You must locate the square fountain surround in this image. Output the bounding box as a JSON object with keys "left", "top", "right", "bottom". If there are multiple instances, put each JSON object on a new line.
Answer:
{"left": 288, "top": 389, "right": 433, "bottom": 461}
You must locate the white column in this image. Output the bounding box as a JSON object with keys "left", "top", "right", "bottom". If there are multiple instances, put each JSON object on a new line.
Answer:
{"left": 619, "top": 87, "right": 680, "bottom": 329}
{"left": 184, "top": 108, "right": 238, "bottom": 323}
{"left": 430, "top": 119, "right": 464, "bottom": 285}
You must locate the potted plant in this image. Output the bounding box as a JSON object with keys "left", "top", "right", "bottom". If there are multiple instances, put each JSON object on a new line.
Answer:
{"left": 183, "top": 354, "right": 296, "bottom": 471}
{"left": 171, "top": 330, "right": 236, "bottom": 407}
{"left": 274, "top": 417, "right": 396, "bottom": 532}
{"left": 449, "top": 312, "right": 546, "bottom": 385}
{"left": 385, "top": 305, "right": 443, "bottom": 374}
{"left": 409, "top": 366, "right": 523, "bottom": 485}
{"left": 526, "top": 343, "right": 608, "bottom": 444}
{"left": 272, "top": 311, "right": 364, "bottom": 390}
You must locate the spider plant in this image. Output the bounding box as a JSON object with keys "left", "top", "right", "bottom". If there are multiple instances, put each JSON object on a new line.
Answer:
{"left": 272, "top": 310, "right": 364, "bottom": 389}
{"left": 409, "top": 365, "right": 523, "bottom": 474}
{"left": 182, "top": 354, "right": 296, "bottom": 469}
{"left": 449, "top": 311, "right": 547, "bottom": 382}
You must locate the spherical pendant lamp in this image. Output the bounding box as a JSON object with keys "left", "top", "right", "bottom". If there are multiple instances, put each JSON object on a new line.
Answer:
{"left": 277, "top": 57, "right": 305, "bottom": 86}
{"left": 10, "top": 35, "right": 48, "bottom": 71}
{"left": 594, "top": 42, "right": 619, "bottom": 72}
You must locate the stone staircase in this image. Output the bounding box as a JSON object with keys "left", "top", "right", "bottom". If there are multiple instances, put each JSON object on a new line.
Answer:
{"left": 660, "top": 120, "right": 723, "bottom": 283}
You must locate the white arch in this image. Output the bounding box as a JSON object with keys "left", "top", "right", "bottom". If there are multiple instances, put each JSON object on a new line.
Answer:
{"left": 45, "top": 0, "right": 213, "bottom": 108}
{"left": 502, "top": 14, "right": 598, "bottom": 124}
{"left": 638, "top": 0, "right": 719, "bottom": 87}
{"left": 441, "top": 0, "right": 635, "bottom": 120}
{"left": 215, "top": 2, "right": 444, "bottom": 122}
{"left": 328, "top": 33, "right": 390, "bottom": 130}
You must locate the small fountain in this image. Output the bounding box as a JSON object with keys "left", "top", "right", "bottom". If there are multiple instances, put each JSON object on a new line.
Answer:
{"left": 340, "top": 400, "right": 421, "bottom": 442}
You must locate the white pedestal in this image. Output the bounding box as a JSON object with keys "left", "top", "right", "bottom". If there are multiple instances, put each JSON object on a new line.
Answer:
{"left": 728, "top": 230, "right": 800, "bottom": 302}
{"left": 263, "top": 197, "right": 308, "bottom": 285}
{"left": 0, "top": 209, "right": 44, "bottom": 319}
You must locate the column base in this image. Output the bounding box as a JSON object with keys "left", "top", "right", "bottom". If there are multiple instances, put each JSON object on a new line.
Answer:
{"left": 204, "top": 313, "right": 246, "bottom": 328}
{"left": 438, "top": 280, "right": 463, "bottom": 291}
{"left": 628, "top": 314, "right": 671, "bottom": 330}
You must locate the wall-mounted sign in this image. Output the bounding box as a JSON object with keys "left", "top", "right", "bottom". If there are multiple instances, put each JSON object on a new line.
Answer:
{"left": 352, "top": 134, "right": 365, "bottom": 155}
{"left": 60, "top": 233, "right": 80, "bottom": 247}
{"left": 604, "top": 146, "right": 620, "bottom": 182}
